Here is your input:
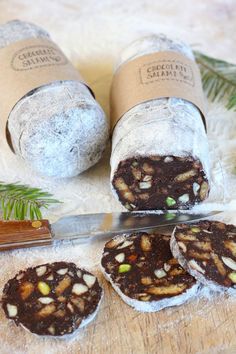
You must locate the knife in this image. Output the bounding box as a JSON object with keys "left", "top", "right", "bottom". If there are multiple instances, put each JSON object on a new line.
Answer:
{"left": 0, "top": 211, "right": 219, "bottom": 251}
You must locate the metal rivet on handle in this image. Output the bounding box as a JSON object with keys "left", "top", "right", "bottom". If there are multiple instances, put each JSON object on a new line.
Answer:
{"left": 32, "top": 221, "right": 42, "bottom": 229}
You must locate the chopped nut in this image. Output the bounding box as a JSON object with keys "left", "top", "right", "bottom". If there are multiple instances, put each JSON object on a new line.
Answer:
{"left": 58, "top": 296, "right": 66, "bottom": 302}
{"left": 228, "top": 272, "right": 236, "bottom": 283}
{"left": 106, "top": 236, "right": 125, "bottom": 249}
{"left": 118, "top": 264, "right": 131, "bottom": 273}
{"left": 164, "top": 263, "right": 171, "bottom": 272}
{"left": 38, "top": 281, "right": 51, "bottom": 296}
{"left": 199, "top": 181, "right": 209, "bottom": 200}
{"left": 168, "top": 258, "right": 179, "bottom": 265}
{"left": 77, "top": 270, "right": 82, "bottom": 278}
{"left": 140, "top": 295, "right": 151, "bottom": 301}
{"left": 117, "top": 240, "right": 133, "bottom": 249}
{"left": 55, "top": 276, "right": 71, "bottom": 296}
{"left": 57, "top": 268, "right": 68, "bottom": 275}
{"left": 140, "top": 234, "right": 152, "bottom": 251}
{"left": 20, "top": 281, "right": 34, "bottom": 300}
{"left": 37, "top": 304, "right": 56, "bottom": 318}
{"left": 178, "top": 241, "right": 187, "bottom": 253}
{"left": 46, "top": 274, "right": 54, "bottom": 281}
{"left": 123, "top": 191, "right": 135, "bottom": 202}
{"left": 38, "top": 297, "right": 54, "bottom": 304}
{"left": 154, "top": 269, "right": 167, "bottom": 279}
{"left": 178, "top": 194, "right": 189, "bottom": 203}
{"left": 143, "top": 175, "right": 152, "bottom": 182}
{"left": 164, "top": 156, "right": 173, "bottom": 163}
{"left": 147, "top": 283, "right": 187, "bottom": 295}
{"left": 176, "top": 232, "right": 197, "bottom": 241}
{"left": 132, "top": 168, "right": 142, "bottom": 180}
{"left": 193, "top": 182, "right": 200, "bottom": 196}
{"left": 71, "top": 297, "right": 85, "bottom": 312}
{"left": 142, "top": 163, "right": 154, "bottom": 174}
{"left": 169, "top": 267, "right": 185, "bottom": 276}
{"left": 165, "top": 196, "right": 176, "bottom": 207}
{"left": 7, "top": 304, "right": 18, "bottom": 317}
{"left": 16, "top": 273, "right": 24, "bottom": 281}
{"left": 189, "top": 259, "right": 205, "bottom": 273}
{"left": 53, "top": 309, "right": 66, "bottom": 318}
{"left": 188, "top": 249, "right": 211, "bottom": 260}
{"left": 224, "top": 240, "right": 236, "bottom": 257}
{"left": 48, "top": 325, "right": 55, "bottom": 335}
{"left": 139, "top": 181, "right": 152, "bottom": 189}
{"left": 193, "top": 241, "right": 212, "bottom": 251}
{"left": 115, "top": 253, "right": 125, "bottom": 263}
{"left": 114, "top": 177, "right": 128, "bottom": 191}
{"left": 83, "top": 274, "right": 96, "bottom": 288}
{"left": 67, "top": 303, "right": 74, "bottom": 313}
{"left": 174, "top": 169, "right": 197, "bottom": 182}
{"left": 211, "top": 253, "right": 226, "bottom": 276}
{"left": 221, "top": 256, "right": 236, "bottom": 271}
{"left": 72, "top": 283, "right": 88, "bottom": 295}
{"left": 191, "top": 227, "right": 201, "bottom": 233}
{"left": 141, "top": 276, "right": 152, "bottom": 285}
{"left": 36, "top": 266, "right": 47, "bottom": 277}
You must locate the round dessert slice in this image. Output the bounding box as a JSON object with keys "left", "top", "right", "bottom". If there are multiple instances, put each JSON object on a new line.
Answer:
{"left": 2, "top": 262, "right": 103, "bottom": 337}
{"left": 170, "top": 220, "right": 236, "bottom": 292}
{"left": 101, "top": 232, "right": 199, "bottom": 312}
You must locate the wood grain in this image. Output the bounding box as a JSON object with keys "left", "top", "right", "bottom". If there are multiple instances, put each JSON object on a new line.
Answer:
{"left": 0, "top": 220, "right": 52, "bottom": 250}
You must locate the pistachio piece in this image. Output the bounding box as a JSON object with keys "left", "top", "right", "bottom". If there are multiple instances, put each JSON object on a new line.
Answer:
{"left": 166, "top": 196, "right": 176, "bottom": 207}
{"left": 7, "top": 304, "right": 18, "bottom": 317}
{"left": 191, "top": 227, "right": 201, "bottom": 233}
{"left": 72, "top": 283, "right": 88, "bottom": 296}
{"left": 83, "top": 274, "right": 96, "bottom": 288}
{"left": 118, "top": 264, "right": 131, "bottom": 273}
{"left": 228, "top": 272, "right": 236, "bottom": 283}
{"left": 154, "top": 269, "right": 167, "bottom": 279}
{"left": 222, "top": 256, "right": 236, "bottom": 271}
{"left": 36, "top": 266, "right": 47, "bottom": 277}
{"left": 38, "top": 281, "right": 51, "bottom": 296}
{"left": 115, "top": 253, "right": 125, "bottom": 263}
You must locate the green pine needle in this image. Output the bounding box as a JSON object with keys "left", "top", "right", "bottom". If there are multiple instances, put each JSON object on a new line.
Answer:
{"left": 194, "top": 51, "right": 236, "bottom": 111}
{"left": 0, "top": 182, "right": 61, "bottom": 220}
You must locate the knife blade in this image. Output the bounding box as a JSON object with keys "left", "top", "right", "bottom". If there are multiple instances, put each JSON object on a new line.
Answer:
{"left": 0, "top": 211, "right": 220, "bottom": 251}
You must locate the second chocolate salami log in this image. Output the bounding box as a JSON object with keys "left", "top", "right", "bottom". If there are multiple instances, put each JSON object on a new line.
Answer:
{"left": 0, "top": 20, "right": 109, "bottom": 178}
{"left": 110, "top": 35, "right": 210, "bottom": 210}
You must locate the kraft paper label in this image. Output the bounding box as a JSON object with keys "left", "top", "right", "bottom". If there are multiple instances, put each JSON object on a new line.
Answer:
{"left": 0, "top": 37, "right": 93, "bottom": 133}
{"left": 110, "top": 51, "right": 206, "bottom": 130}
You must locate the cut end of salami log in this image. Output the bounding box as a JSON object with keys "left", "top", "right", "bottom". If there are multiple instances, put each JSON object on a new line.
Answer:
{"left": 1, "top": 262, "right": 103, "bottom": 337}
{"left": 101, "top": 232, "right": 199, "bottom": 312}
{"left": 170, "top": 221, "right": 236, "bottom": 292}
{"left": 112, "top": 155, "right": 209, "bottom": 210}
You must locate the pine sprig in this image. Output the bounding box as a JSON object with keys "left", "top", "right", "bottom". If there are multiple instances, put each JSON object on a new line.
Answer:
{"left": 0, "top": 182, "right": 61, "bottom": 220}
{"left": 194, "top": 50, "right": 236, "bottom": 111}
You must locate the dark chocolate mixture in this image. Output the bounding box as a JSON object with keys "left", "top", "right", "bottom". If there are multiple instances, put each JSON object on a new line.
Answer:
{"left": 101, "top": 232, "right": 196, "bottom": 302}
{"left": 112, "top": 155, "right": 209, "bottom": 210}
{"left": 174, "top": 221, "right": 236, "bottom": 287}
{"left": 2, "top": 262, "right": 102, "bottom": 336}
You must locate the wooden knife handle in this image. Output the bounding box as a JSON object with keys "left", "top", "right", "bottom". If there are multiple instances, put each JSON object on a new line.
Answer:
{"left": 0, "top": 220, "right": 53, "bottom": 251}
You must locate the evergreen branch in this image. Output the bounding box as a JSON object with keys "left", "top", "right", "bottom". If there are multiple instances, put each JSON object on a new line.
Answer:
{"left": 194, "top": 50, "right": 236, "bottom": 111}
{"left": 0, "top": 182, "right": 61, "bottom": 220}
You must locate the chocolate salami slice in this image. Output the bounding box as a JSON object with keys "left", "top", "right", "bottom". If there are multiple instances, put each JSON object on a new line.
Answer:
{"left": 170, "top": 221, "right": 236, "bottom": 292}
{"left": 101, "top": 232, "right": 199, "bottom": 312}
{"left": 110, "top": 34, "right": 210, "bottom": 210}
{"left": 2, "top": 262, "right": 103, "bottom": 337}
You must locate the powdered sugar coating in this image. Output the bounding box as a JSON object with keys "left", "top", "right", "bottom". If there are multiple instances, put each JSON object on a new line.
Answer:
{"left": 0, "top": 20, "right": 109, "bottom": 178}
{"left": 111, "top": 34, "right": 210, "bottom": 204}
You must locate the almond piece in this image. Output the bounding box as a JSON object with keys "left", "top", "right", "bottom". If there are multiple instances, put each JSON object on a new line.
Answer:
{"left": 83, "top": 274, "right": 96, "bottom": 288}
{"left": 221, "top": 256, "right": 236, "bottom": 271}
{"left": 115, "top": 253, "right": 125, "bottom": 263}
{"left": 7, "top": 304, "right": 18, "bottom": 317}
{"left": 72, "top": 283, "right": 88, "bottom": 296}
{"left": 48, "top": 325, "right": 55, "bottom": 335}
{"left": 154, "top": 269, "right": 167, "bottom": 279}
{"left": 71, "top": 297, "right": 85, "bottom": 312}
{"left": 57, "top": 268, "right": 68, "bottom": 275}
{"left": 36, "top": 266, "right": 47, "bottom": 277}
{"left": 38, "top": 297, "right": 54, "bottom": 304}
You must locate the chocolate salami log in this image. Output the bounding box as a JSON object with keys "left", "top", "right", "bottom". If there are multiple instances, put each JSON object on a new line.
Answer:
{"left": 2, "top": 262, "right": 103, "bottom": 337}
{"left": 101, "top": 232, "right": 199, "bottom": 312}
{"left": 0, "top": 20, "right": 108, "bottom": 177}
{"left": 170, "top": 221, "right": 236, "bottom": 293}
{"left": 111, "top": 34, "right": 210, "bottom": 210}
